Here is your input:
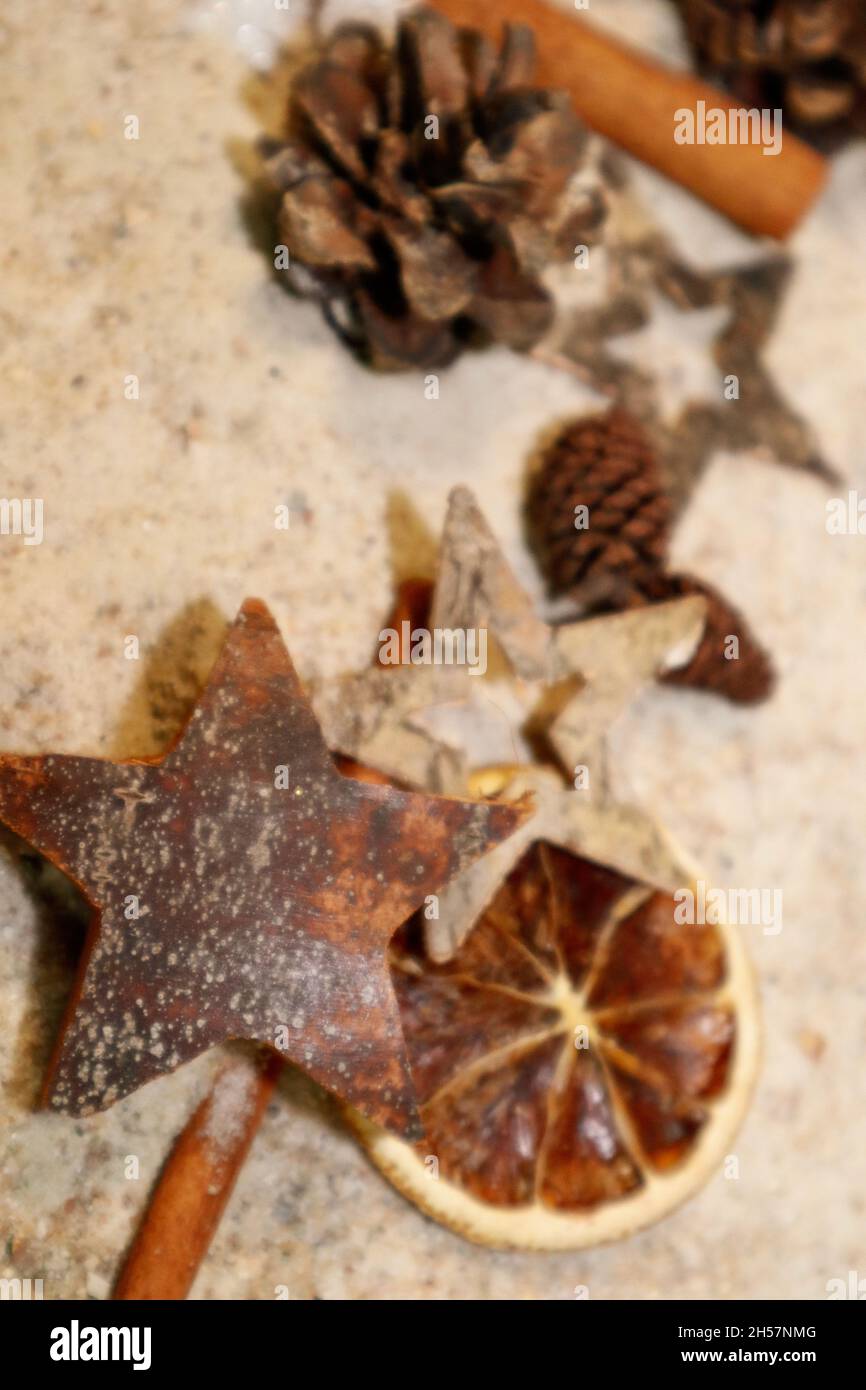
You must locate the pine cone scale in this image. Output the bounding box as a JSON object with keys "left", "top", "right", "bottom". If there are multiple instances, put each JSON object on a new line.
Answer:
{"left": 471, "top": 243, "right": 554, "bottom": 350}
{"left": 354, "top": 289, "right": 460, "bottom": 370}
{"left": 384, "top": 219, "right": 477, "bottom": 321}
{"left": 459, "top": 31, "right": 498, "bottom": 102}
{"left": 279, "top": 175, "right": 376, "bottom": 272}
{"left": 493, "top": 24, "right": 537, "bottom": 92}
{"left": 292, "top": 64, "right": 381, "bottom": 185}
{"left": 325, "top": 22, "right": 384, "bottom": 77}
{"left": 398, "top": 8, "right": 471, "bottom": 119}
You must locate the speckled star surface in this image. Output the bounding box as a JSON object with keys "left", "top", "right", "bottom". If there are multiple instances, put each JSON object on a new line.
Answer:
{"left": 0, "top": 599, "right": 526, "bottom": 1137}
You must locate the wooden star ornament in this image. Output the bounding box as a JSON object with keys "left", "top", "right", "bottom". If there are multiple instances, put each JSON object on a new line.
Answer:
{"left": 315, "top": 488, "right": 706, "bottom": 961}
{"left": 0, "top": 599, "right": 529, "bottom": 1137}
{"left": 538, "top": 171, "right": 836, "bottom": 515}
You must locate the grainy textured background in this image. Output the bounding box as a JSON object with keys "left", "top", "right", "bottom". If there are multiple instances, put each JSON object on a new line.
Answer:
{"left": 0, "top": 0, "right": 864, "bottom": 1300}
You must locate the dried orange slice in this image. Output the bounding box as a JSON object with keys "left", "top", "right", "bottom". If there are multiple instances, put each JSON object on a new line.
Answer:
{"left": 349, "top": 837, "right": 759, "bottom": 1249}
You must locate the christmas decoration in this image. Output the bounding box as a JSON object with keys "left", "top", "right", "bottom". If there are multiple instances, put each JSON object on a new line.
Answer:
{"left": 263, "top": 7, "right": 605, "bottom": 368}
{"left": 542, "top": 196, "right": 834, "bottom": 516}
{"left": 526, "top": 407, "right": 776, "bottom": 704}
{"left": 0, "top": 599, "right": 528, "bottom": 1136}
{"left": 349, "top": 835, "right": 759, "bottom": 1249}
{"left": 314, "top": 486, "right": 707, "bottom": 961}
{"left": 526, "top": 409, "right": 671, "bottom": 606}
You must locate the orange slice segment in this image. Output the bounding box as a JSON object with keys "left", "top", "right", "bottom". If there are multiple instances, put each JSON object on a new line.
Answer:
{"left": 349, "top": 841, "right": 759, "bottom": 1249}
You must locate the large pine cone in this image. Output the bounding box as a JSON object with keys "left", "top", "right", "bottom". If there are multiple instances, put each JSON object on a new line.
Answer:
{"left": 526, "top": 410, "right": 672, "bottom": 607}
{"left": 264, "top": 8, "right": 605, "bottom": 370}
{"left": 677, "top": 0, "right": 866, "bottom": 131}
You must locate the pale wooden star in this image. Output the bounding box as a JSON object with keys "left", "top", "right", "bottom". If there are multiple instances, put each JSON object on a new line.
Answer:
{"left": 313, "top": 487, "right": 705, "bottom": 960}
{"left": 314, "top": 664, "right": 480, "bottom": 796}
{"left": 426, "top": 487, "right": 705, "bottom": 792}
{"left": 427, "top": 763, "right": 695, "bottom": 962}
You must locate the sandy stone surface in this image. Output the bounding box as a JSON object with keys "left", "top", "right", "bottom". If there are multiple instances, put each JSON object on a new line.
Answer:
{"left": 0, "top": 0, "right": 864, "bottom": 1300}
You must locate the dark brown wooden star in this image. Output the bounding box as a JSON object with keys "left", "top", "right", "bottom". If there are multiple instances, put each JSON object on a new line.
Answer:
{"left": 0, "top": 599, "right": 528, "bottom": 1138}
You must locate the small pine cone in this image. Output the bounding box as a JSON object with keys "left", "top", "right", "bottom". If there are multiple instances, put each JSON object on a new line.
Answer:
{"left": 628, "top": 571, "right": 776, "bottom": 705}
{"left": 526, "top": 410, "right": 672, "bottom": 605}
{"left": 263, "top": 8, "right": 605, "bottom": 370}
{"left": 676, "top": 0, "right": 866, "bottom": 131}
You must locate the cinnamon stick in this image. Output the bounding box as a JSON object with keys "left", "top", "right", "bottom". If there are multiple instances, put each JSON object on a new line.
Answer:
{"left": 113, "top": 1049, "right": 281, "bottom": 1301}
{"left": 434, "top": 0, "right": 826, "bottom": 239}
